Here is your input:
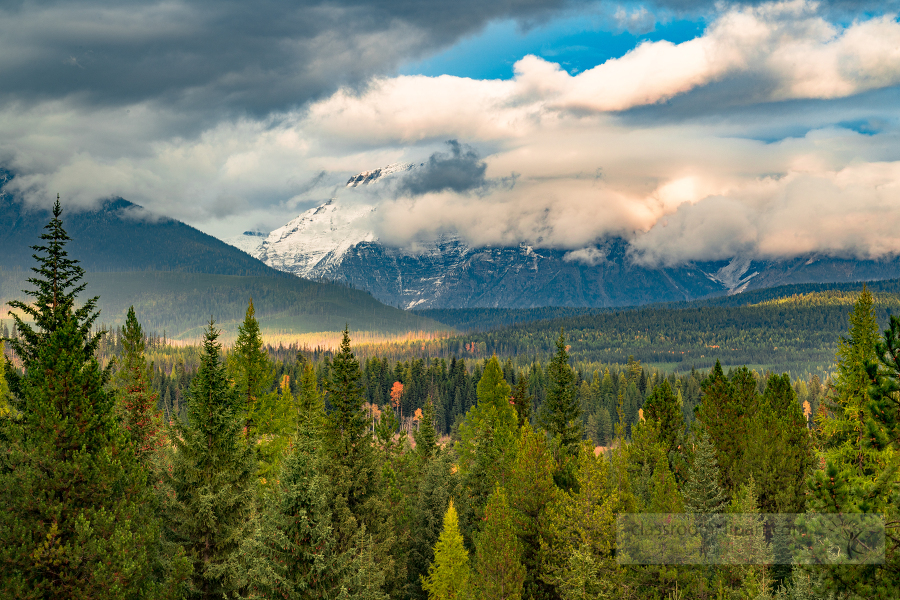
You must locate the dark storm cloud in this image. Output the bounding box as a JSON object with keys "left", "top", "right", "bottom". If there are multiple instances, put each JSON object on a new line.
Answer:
{"left": 398, "top": 141, "right": 488, "bottom": 196}
{"left": 0, "top": 0, "right": 584, "bottom": 115}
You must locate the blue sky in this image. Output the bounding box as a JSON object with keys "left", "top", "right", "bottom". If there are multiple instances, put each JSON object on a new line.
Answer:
{"left": 400, "top": 13, "right": 707, "bottom": 80}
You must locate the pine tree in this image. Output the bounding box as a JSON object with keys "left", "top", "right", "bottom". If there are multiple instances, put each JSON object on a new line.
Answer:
{"left": 115, "top": 305, "right": 163, "bottom": 463}
{"left": 0, "top": 199, "right": 175, "bottom": 597}
{"left": 642, "top": 379, "right": 685, "bottom": 456}
{"left": 511, "top": 375, "right": 533, "bottom": 429}
{"left": 164, "top": 321, "right": 257, "bottom": 599}
{"left": 414, "top": 397, "right": 438, "bottom": 461}
{"left": 408, "top": 448, "right": 456, "bottom": 600}
{"left": 0, "top": 342, "right": 10, "bottom": 417}
{"left": 324, "top": 327, "right": 396, "bottom": 595}
{"left": 683, "top": 430, "right": 727, "bottom": 562}
{"left": 538, "top": 330, "right": 581, "bottom": 451}
{"left": 505, "top": 422, "right": 559, "bottom": 600}
{"left": 264, "top": 386, "right": 346, "bottom": 599}
{"left": 471, "top": 486, "right": 525, "bottom": 600}
{"left": 421, "top": 500, "right": 470, "bottom": 600}
{"left": 228, "top": 299, "right": 274, "bottom": 431}
{"left": 694, "top": 360, "right": 744, "bottom": 492}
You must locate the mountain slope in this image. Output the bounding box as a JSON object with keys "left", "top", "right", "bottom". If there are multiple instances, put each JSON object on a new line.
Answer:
{"left": 0, "top": 185, "right": 447, "bottom": 337}
{"left": 225, "top": 194, "right": 900, "bottom": 310}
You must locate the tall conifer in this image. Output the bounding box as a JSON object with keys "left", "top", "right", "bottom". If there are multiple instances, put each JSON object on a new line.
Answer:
{"left": 539, "top": 330, "right": 581, "bottom": 450}
{"left": 0, "top": 200, "right": 171, "bottom": 597}
{"left": 164, "top": 321, "right": 257, "bottom": 599}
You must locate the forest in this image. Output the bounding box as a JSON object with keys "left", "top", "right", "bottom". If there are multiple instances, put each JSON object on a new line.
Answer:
{"left": 1, "top": 203, "right": 899, "bottom": 599}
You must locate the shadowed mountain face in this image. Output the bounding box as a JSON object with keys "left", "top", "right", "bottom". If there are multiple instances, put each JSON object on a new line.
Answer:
{"left": 0, "top": 190, "right": 276, "bottom": 276}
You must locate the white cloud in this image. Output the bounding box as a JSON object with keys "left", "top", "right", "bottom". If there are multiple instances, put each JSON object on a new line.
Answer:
{"left": 2, "top": 0, "right": 900, "bottom": 263}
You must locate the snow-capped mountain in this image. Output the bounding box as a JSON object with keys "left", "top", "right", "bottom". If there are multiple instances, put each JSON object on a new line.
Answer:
{"left": 221, "top": 166, "right": 900, "bottom": 309}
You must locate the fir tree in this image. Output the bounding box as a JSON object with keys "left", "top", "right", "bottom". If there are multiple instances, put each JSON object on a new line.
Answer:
{"left": 164, "top": 321, "right": 257, "bottom": 599}
{"left": 511, "top": 375, "right": 533, "bottom": 429}
{"left": 408, "top": 448, "right": 456, "bottom": 600}
{"left": 115, "top": 305, "right": 163, "bottom": 463}
{"left": 538, "top": 330, "right": 581, "bottom": 451}
{"left": 471, "top": 486, "right": 525, "bottom": 600}
{"left": 228, "top": 299, "right": 274, "bottom": 431}
{"left": 683, "top": 430, "right": 727, "bottom": 562}
{"left": 642, "top": 379, "right": 686, "bottom": 457}
{"left": 324, "top": 327, "right": 396, "bottom": 595}
{"left": 414, "top": 397, "right": 438, "bottom": 461}
{"left": 0, "top": 199, "right": 177, "bottom": 598}
{"left": 421, "top": 500, "right": 470, "bottom": 600}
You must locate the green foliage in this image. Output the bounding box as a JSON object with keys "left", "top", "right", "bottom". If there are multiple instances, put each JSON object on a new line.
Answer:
{"left": 511, "top": 376, "right": 533, "bottom": 428}
{"left": 456, "top": 356, "right": 518, "bottom": 537}
{"left": 229, "top": 299, "right": 275, "bottom": 430}
{"left": 115, "top": 305, "right": 163, "bottom": 463}
{"left": 414, "top": 398, "right": 438, "bottom": 461}
{"left": 164, "top": 321, "right": 257, "bottom": 599}
{"left": 471, "top": 485, "right": 526, "bottom": 600}
{"left": 541, "top": 444, "right": 620, "bottom": 599}
{"left": 642, "top": 379, "right": 685, "bottom": 456}
{"left": 408, "top": 448, "right": 457, "bottom": 599}
{"left": 324, "top": 327, "right": 397, "bottom": 596}
{"left": 421, "top": 500, "right": 470, "bottom": 600}
{"left": 0, "top": 201, "right": 177, "bottom": 598}
{"left": 505, "top": 422, "right": 559, "bottom": 600}
{"left": 539, "top": 330, "right": 582, "bottom": 452}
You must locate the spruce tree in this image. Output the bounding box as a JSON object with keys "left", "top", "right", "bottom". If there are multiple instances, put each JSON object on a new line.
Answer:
{"left": 511, "top": 375, "right": 533, "bottom": 429}
{"left": 115, "top": 305, "right": 163, "bottom": 463}
{"left": 470, "top": 485, "right": 525, "bottom": 600}
{"left": 642, "top": 379, "right": 685, "bottom": 456}
{"left": 456, "top": 356, "right": 517, "bottom": 537}
{"left": 0, "top": 200, "right": 173, "bottom": 597}
{"left": 683, "top": 430, "right": 727, "bottom": 562}
{"left": 421, "top": 500, "right": 470, "bottom": 600}
{"left": 228, "top": 299, "right": 274, "bottom": 431}
{"left": 538, "top": 330, "right": 581, "bottom": 451}
{"left": 324, "top": 327, "right": 396, "bottom": 595}
{"left": 414, "top": 397, "right": 438, "bottom": 461}
{"left": 164, "top": 321, "right": 257, "bottom": 599}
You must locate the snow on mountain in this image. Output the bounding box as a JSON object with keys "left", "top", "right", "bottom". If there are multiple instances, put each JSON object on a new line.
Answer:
{"left": 223, "top": 230, "right": 268, "bottom": 256}
{"left": 345, "top": 162, "right": 417, "bottom": 187}
{"left": 705, "top": 256, "right": 759, "bottom": 294}
{"left": 255, "top": 199, "right": 378, "bottom": 277}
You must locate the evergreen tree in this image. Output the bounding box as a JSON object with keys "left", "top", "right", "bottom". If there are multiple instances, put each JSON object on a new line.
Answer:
{"left": 511, "top": 375, "right": 533, "bottom": 429}
{"left": 539, "top": 330, "right": 581, "bottom": 451}
{"left": 414, "top": 397, "right": 438, "bottom": 461}
{"left": 421, "top": 500, "right": 470, "bottom": 600}
{"left": 456, "top": 356, "right": 517, "bottom": 536}
{"left": 694, "top": 360, "right": 744, "bottom": 492}
{"left": 683, "top": 430, "right": 727, "bottom": 562}
{"left": 540, "top": 444, "right": 620, "bottom": 598}
{"left": 471, "top": 486, "right": 525, "bottom": 600}
{"left": 0, "top": 200, "right": 178, "bottom": 598}
{"left": 648, "top": 454, "right": 683, "bottom": 513}
{"left": 165, "top": 321, "right": 257, "bottom": 599}
{"left": 505, "top": 422, "right": 559, "bottom": 600}
{"left": 642, "top": 379, "right": 685, "bottom": 456}
{"left": 408, "top": 448, "right": 456, "bottom": 600}
{"left": 228, "top": 299, "right": 274, "bottom": 431}
{"left": 324, "top": 327, "right": 396, "bottom": 595}
{"left": 0, "top": 342, "right": 10, "bottom": 417}
{"left": 115, "top": 305, "right": 163, "bottom": 463}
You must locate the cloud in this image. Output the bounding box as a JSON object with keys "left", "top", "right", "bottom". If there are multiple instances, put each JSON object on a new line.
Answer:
{"left": 0, "top": 0, "right": 587, "bottom": 115}
{"left": 564, "top": 246, "right": 608, "bottom": 265}
{"left": 397, "top": 141, "right": 488, "bottom": 196}
{"left": 2, "top": 0, "right": 900, "bottom": 266}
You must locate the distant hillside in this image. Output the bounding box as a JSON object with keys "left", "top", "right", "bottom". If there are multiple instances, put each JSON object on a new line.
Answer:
{"left": 0, "top": 185, "right": 277, "bottom": 275}
{"left": 416, "top": 278, "right": 900, "bottom": 331}
{"left": 409, "top": 285, "right": 900, "bottom": 376}
{"left": 0, "top": 269, "right": 448, "bottom": 340}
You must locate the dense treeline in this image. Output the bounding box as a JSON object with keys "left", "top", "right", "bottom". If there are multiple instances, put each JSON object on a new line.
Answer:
{"left": 411, "top": 295, "right": 900, "bottom": 377}
{"left": 2, "top": 205, "right": 899, "bottom": 599}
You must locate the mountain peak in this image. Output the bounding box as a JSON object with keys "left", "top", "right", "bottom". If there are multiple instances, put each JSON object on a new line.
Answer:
{"left": 346, "top": 162, "right": 418, "bottom": 187}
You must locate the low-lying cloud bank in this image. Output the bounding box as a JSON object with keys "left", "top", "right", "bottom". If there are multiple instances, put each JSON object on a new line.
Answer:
{"left": 2, "top": 1, "right": 900, "bottom": 267}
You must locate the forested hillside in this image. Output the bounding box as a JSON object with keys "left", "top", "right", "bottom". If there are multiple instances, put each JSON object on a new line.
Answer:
{"left": 411, "top": 289, "right": 900, "bottom": 376}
